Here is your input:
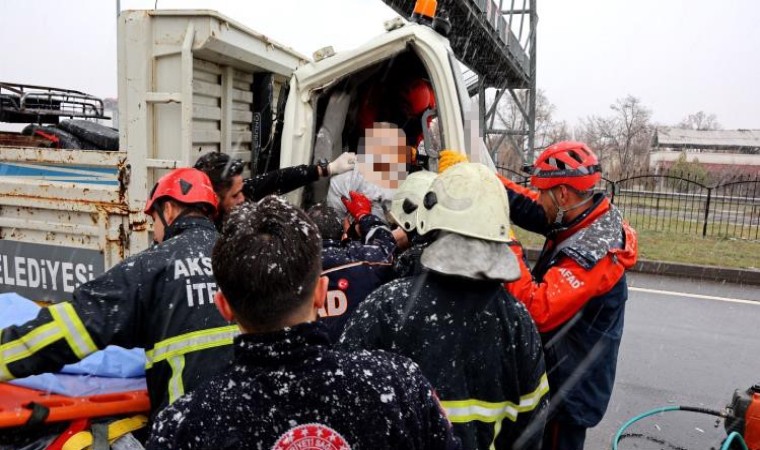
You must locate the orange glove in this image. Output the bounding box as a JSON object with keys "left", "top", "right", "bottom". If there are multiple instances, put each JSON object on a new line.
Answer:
{"left": 341, "top": 191, "right": 372, "bottom": 221}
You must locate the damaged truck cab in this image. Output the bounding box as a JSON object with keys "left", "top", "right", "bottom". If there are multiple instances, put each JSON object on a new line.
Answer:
{"left": 0, "top": 6, "right": 491, "bottom": 301}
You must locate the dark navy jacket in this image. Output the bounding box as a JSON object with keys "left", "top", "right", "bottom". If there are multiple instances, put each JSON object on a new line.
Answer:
{"left": 0, "top": 216, "right": 235, "bottom": 414}
{"left": 340, "top": 273, "right": 549, "bottom": 450}
{"left": 243, "top": 164, "right": 319, "bottom": 201}
{"left": 318, "top": 214, "right": 395, "bottom": 341}
{"left": 148, "top": 322, "right": 460, "bottom": 450}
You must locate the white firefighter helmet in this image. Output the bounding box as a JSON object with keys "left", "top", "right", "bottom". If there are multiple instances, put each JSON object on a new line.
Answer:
{"left": 416, "top": 162, "right": 511, "bottom": 242}
{"left": 389, "top": 170, "right": 437, "bottom": 232}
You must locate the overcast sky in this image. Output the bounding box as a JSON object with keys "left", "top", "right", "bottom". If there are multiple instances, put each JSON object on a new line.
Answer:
{"left": 2, "top": 0, "right": 758, "bottom": 129}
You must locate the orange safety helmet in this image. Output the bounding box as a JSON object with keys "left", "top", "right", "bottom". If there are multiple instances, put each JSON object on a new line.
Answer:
{"left": 401, "top": 79, "right": 436, "bottom": 117}
{"left": 529, "top": 141, "right": 602, "bottom": 191}
{"left": 144, "top": 168, "right": 219, "bottom": 217}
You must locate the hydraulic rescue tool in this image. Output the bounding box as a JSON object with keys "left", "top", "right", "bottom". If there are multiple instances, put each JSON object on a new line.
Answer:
{"left": 612, "top": 383, "right": 760, "bottom": 450}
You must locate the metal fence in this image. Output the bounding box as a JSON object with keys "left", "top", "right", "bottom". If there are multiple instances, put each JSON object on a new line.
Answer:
{"left": 497, "top": 167, "right": 760, "bottom": 240}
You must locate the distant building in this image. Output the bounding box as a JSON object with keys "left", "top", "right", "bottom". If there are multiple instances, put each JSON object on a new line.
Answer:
{"left": 650, "top": 127, "right": 760, "bottom": 176}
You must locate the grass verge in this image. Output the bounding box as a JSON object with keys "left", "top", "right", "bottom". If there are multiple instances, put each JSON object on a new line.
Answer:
{"left": 513, "top": 227, "right": 760, "bottom": 270}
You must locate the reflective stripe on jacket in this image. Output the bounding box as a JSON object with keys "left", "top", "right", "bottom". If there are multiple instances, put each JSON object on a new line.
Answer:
{"left": 500, "top": 175, "right": 639, "bottom": 427}
{"left": 0, "top": 216, "right": 234, "bottom": 414}
{"left": 340, "top": 273, "right": 549, "bottom": 449}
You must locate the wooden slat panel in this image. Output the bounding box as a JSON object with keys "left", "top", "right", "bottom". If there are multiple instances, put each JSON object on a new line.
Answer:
{"left": 193, "top": 104, "right": 221, "bottom": 121}
{"left": 231, "top": 110, "right": 253, "bottom": 122}
{"left": 193, "top": 130, "right": 222, "bottom": 144}
{"left": 231, "top": 88, "right": 253, "bottom": 103}
{"left": 193, "top": 95, "right": 219, "bottom": 107}
{"left": 233, "top": 70, "right": 254, "bottom": 84}
{"left": 193, "top": 79, "right": 222, "bottom": 98}
{"left": 233, "top": 79, "right": 252, "bottom": 91}
{"left": 194, "top": 58, "right": 223, "bottom": 75}
{"left": 193, "top": 119, "right": 219, "bottom": 131}
{"left": 192, "top": 69, "right": 220, "bottom": 84}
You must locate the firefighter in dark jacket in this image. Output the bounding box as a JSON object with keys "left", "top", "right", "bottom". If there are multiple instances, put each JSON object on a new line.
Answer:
{"left": 340, "top": 162, "right": 549, "bottom": 450}
{"left": 306, "top": 195, "right": 395, "bottom": 341}
{"left": 387, "top": 170, "right": 437, "bottom": 278}
{"left": 0, "top": 168, "right": 235, "bottom": 415}
{"left": 148, "top": 196, "right": 460, "bottom": 450}
{"left": 194, "top": 150, "right": 356, "bottom": 227}
{"left": 498, "top": 141, "right": 638, "bottom": 450}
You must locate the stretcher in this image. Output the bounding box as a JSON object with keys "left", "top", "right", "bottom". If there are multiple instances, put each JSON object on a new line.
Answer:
{"left": 0, "top": 382, "right": 149, "bottom": 428}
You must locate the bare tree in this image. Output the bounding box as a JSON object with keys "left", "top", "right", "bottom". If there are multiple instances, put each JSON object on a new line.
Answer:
{"left": 489, "top": 89, "right": 570, "bottom": 168}
{"left": 677, "top": 111, "right": 722, "bottom": 131}
{"left": 578, "top": 95, "right": 653, "bottom": 176}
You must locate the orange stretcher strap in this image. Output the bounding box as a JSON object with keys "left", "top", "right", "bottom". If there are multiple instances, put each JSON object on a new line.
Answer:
{"left": 0, "top": 382, "right": 150, "bottom": 428}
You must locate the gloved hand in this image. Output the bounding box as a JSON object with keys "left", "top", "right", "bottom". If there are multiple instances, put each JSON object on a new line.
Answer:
{"left": 438, "top": 149, "right": 468, "bottom": 173}
{"left": 327, "top": 152, "right": 356, "bottom": 176}
{"left": 313, "top": 90, "right": 351, "bottom": 161}
{"left": 341, "top": 191, "right": 372, "bottom": 222}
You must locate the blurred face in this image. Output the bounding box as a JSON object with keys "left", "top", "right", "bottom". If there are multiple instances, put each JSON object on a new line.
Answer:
{"left": 357, "top": 123, "right": 408, "bottom": 189}
{"left": 220, "top": 175, "right": 245, "bottom": 215}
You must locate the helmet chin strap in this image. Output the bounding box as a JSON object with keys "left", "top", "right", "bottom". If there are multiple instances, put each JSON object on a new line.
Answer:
{"left": 547, "top": 188, "right": 594, "bottom": 225}
{"left": 153, "top": 201, "right": 195, "bottom": 242}
{"left": 154, "top": 201, "right": 170, "bottom": 229}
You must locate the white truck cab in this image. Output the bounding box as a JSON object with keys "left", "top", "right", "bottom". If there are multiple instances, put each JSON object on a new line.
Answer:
{"left": 280, "top": 14, "right": 495, "bottom": 205}
{"left": 0, "top": 6, "right": 494, "bottom": 302}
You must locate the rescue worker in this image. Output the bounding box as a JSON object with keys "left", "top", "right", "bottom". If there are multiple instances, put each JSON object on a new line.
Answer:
{"left": 340, "top": 163, "right": 549, "bottom": 450}
{"left": 194, "top": 150, "right": 356, "bottom": 225}
{"left": 498, "top": 141, "right": 639, "bottom": 450}
{"left": 148, "top": 196, "right": 460, "bottom": 450}
{"left": 389, "top": 154, "right": 472, "bottom": 278}
{"left": 0, "top": 168, "right": 234, "bottom": 415}
{"left": 398, "top": 78, "right": 436, "bottom": 151}
{"left": 387, "top": 169, "right": 437, "bottom": 278}
{"left": 306, "top": 193, "right": 396, "bottom": 341}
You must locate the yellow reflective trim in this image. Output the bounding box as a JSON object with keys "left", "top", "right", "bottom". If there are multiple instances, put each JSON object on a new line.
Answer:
{"left": 0, "top": 322, "right": 63, "bottom": 365}
{"left": 443, "top": 406, "right": 517, "bottom": 424}
{"left": 48, "top": 303, "right": 98, "bottom": 359}
{"left": 0, "top": 359, "right": 14, "bottom": 381}
{"left": 490, "top": 419, "right": 503, "bottom": 450}
{"left": 144, "top": 325, "right": 238, "bottom": 369}
{"left": 167, "top": 355, "right": 186, "bottom": 404}
{"left": 441, "top": 373, "right": 549, "bottom": 424}
{"left": 62, "top": 415, "right": 148, "bottom": 450}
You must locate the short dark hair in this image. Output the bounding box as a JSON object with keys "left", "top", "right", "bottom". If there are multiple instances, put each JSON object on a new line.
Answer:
{"left": 193, "top": 152, "right": 245, "bottom": 196}
{"left": 306, "top": 203, "right": 343, "bottom": 241}
{"left": 212, "top": 196, "right": 322, "bottom": 331}
{"left": 155, "top": 198, "right": 214, "bottom": 219}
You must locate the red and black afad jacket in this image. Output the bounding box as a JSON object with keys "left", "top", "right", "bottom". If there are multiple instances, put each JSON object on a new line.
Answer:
{"left": 318, "top": 214, "right": 395, "bottom": 341}
{"left": 500, "top": 176, "right": 638, "bottom": 427}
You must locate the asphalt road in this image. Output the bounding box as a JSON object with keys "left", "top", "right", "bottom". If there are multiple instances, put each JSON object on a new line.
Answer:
{"left": 585, "top": 273, "right": 760, "bottom": 450}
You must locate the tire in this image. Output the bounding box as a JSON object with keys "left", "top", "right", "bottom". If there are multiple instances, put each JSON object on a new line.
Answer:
{"left": 58, "top": 120, "right": 119, "bottom": 151}
{"left": 21, "top": 124, "right": 84, "bottom": 149}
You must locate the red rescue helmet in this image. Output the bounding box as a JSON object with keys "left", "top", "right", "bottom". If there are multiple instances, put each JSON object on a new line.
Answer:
{"left": 529, "top": 141, "right": 602, "bottom": 191}
{"left": 401, "top": 79, "right": 436, "bottom": 117}
{"left": 144, "top": 167, "right": 219, "bottom": 217}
